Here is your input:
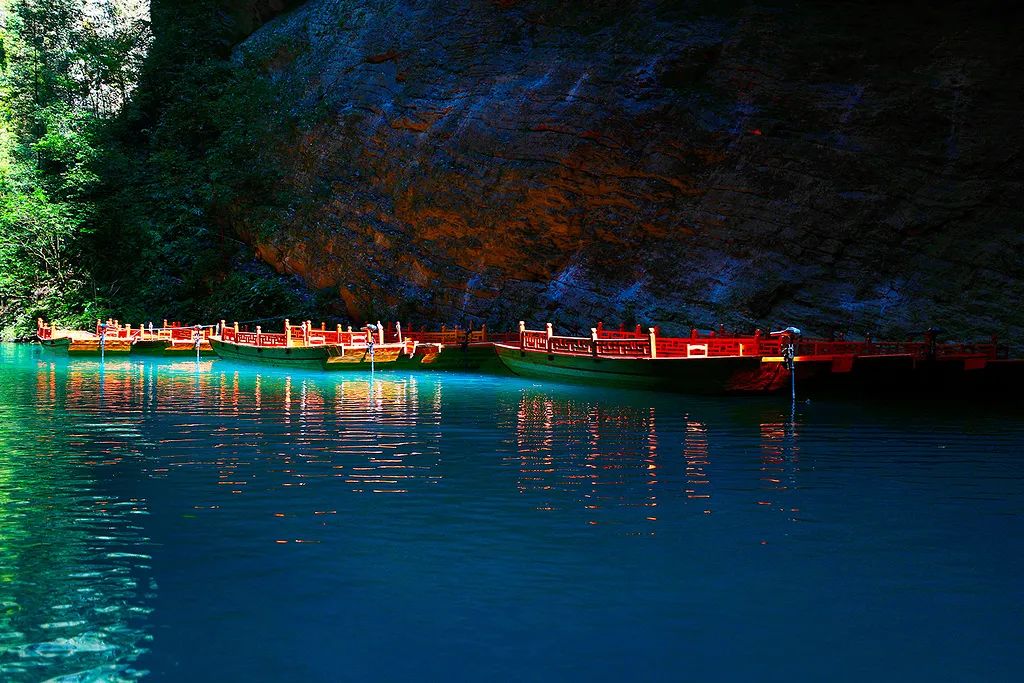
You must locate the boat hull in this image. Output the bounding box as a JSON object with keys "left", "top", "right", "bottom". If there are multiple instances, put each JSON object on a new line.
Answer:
{"left": 494, "top": 345, "right": 790, "bottom": 394}
{"left": 415, "top": 343, "right": 511, "bottom": 374}
{"left": 209, "top": 338, "right": 330, "bottom": 369}
{"left": 38, "top": 338, "right": 72, "bottom": 355}
{"left": 798, "top": 355, "right": 1024, "bottom": 397}
{"left": 40, "top": 337, "right": 134, "bottom": 356}
{"left": 131, "top": 339, "right": 216, "bottom": 357}
{"left": 322, "top": 344, "right": 420, "bottom": 371}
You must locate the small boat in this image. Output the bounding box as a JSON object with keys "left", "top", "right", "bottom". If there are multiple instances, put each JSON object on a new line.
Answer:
{"left": 402, "top": 325, "right": 516, "bottom": 374}
{"left": 36, "top": 319, "right": 215, "bottom": 357}
{"left": 210, "top": 320, "right": 418, "bottom": 371}
{"left": 494, "top": 322, "right": 1017, "bottom": 396}
{"left": 494, "top": 323, "right": 791, "bottom": 394}
{"left": 209, "top": 320, "right": 518, "bottom": 373}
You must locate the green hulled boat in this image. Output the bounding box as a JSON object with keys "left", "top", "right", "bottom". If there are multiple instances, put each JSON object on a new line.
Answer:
{"left": 208, "top": 337, "right": 332, "bottom": 369}
{"left": 494, "top": 344, "right": 791, "bottom": 394}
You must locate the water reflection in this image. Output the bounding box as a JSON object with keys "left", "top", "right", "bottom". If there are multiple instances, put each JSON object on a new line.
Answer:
{"left": 24, "top": 354, "right": 815, "bottom": 528}
{"left": 13, "top": 356, "right": 814, "bottom": 670}
{"left": 6, "top": 346, "right": 1022, "bottom": 681}
{"left": 503, "top": 391, "right": 811, "bottom": 532}
{"left": 1, "top": 363, "right": 154, "bottom": 681}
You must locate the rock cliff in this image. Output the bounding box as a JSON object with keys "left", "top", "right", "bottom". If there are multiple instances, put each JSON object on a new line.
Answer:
{"left": 214, "top": 0, "right": 1024, "bottom": 339}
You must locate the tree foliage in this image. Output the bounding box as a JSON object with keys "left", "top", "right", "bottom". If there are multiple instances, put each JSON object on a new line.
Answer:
{"left": 0, "top": 0, "right": 149, "bottom": 336}
{"left": 1, "top": 0, "right": 315, "bottom": 337}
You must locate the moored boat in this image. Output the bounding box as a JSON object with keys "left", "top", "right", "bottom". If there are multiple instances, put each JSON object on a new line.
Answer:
{"left": 36, "top": 319, "right": 215, "bottom": 357}
{"left": 402, "top": 325, "right": 516, "bottom": 374}
{"left": 210, "top": 319, "right": 417, "bottom": 370}
{"left": 494, "top": 322, "right": 1015, "bottom": 396}
{"left": 494, "top": 323, "right": 794, "bottom": 394}
{"left": 210, "top": 319, "right": 519, "bottom": 373}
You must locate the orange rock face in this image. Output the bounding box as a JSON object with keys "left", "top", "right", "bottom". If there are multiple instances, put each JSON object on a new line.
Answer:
{"left": 222, "top": 0, "right": 1024, "bottom": 339}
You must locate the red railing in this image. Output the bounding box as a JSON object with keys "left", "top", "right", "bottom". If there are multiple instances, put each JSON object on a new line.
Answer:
{"left": 548, "top": 335, "right": 593, "bottom": 355}
{"left": 517, "top": 325, "right": 1005, "bottom": 361}
{"left": 595, "top": 323, "right": 645, "bottom": 340}
{"left": 597, "top": 338, "right": 653, "bottom": 356}
{"left": 521, "top": 331, "right": 550, "bottom": 352}
{"left": 221, "top": 323, "right": 372, "bottom": 348}
{"left": 404, "top": 330, "right": 465, "bottom": 344}
{"left": 38, "top": 319, "right": 216, "bottom": 342}
{"left": 168, "top": 327, "right": 213, "bottom": 343}
{"left": 404, "top": 328, "right": 492, "bottom": 344}
{"left": 654, "top": 337, "right": 778, "bottom": 358}
{"left": 233, "top": 331, "right": 287, "bottom": 347}
{"left": 791, "top": 339, "right": 999, "bottom": 359}
{"left": 520, "top": 332, "right": 654, "bottom": 357}
{"left": 308, "top": 330, "right": 370, "bottom": 345}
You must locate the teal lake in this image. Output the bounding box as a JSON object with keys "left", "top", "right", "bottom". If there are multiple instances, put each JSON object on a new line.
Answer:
{"left": 1, "top": 343, "right": 1022, "bottom": 681}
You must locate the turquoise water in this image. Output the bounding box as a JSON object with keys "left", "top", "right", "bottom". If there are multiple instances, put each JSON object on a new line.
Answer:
{"left": 0, "top": 343, "right": 1022, "bottom": 681}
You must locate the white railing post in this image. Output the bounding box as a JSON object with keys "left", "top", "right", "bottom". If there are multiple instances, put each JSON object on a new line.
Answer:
{"left": 519, "top": 321, "right": 526, "bottom": 351}
{"left": 591, "top": 327, "right": 599, "bottom": 357}
{"left": 256, "top": 325, "right": 262, "bottom": 346}
{"left": 377, "top": 321, "right": 384, "bottom": 345}
{"left": 546, "top": 322, "right": 553, "bottom": 354}
{"left": 649, "top": 327, "right": 658, "bottom": 359}
{"left": 284, "top": 319, "right": 292, "bottom": 346}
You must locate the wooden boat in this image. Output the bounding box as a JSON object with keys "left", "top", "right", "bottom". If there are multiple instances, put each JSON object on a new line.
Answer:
{"left": 210, "top": 319, "right": 517, "bottom": 373}
{"left": 494, "top": 324, "right": 790, "bottom": 394}
{"left": 210, "top": 320, "right": 416, "bottom": 371}
{"left": 494, "top": 322, "right": 1013, "bottom": 396}
{"left": 37, "top": 319, "right": 215, "bottom": 357}
{"left": 402, "top": 325, "right": 515, "bottom": 374}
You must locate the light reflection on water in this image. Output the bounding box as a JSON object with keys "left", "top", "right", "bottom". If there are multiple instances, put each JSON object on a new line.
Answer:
{"left": 1, "top": 344, "right": 1023, "bottom": 681}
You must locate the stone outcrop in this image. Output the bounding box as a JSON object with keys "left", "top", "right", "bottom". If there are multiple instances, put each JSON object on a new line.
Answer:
{"left": 219, "top": 0, "right": 1024, "bottom": 340}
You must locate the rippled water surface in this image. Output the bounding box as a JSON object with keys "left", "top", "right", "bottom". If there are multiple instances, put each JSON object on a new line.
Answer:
{"left": 1, "top": 343, "right": 1022, "bottom": 681}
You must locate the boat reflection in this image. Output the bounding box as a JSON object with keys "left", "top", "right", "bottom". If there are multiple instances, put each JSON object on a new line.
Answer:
{"left": 505, "top": 390, "right": 808, "bottom": 530}
{"left": 28, "top": 356, "right": 808, "bottom": 533}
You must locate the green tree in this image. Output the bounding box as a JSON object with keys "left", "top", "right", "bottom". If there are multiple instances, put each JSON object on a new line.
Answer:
{"left": 0, "top": 0, "right": 149, "bottom": 336}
